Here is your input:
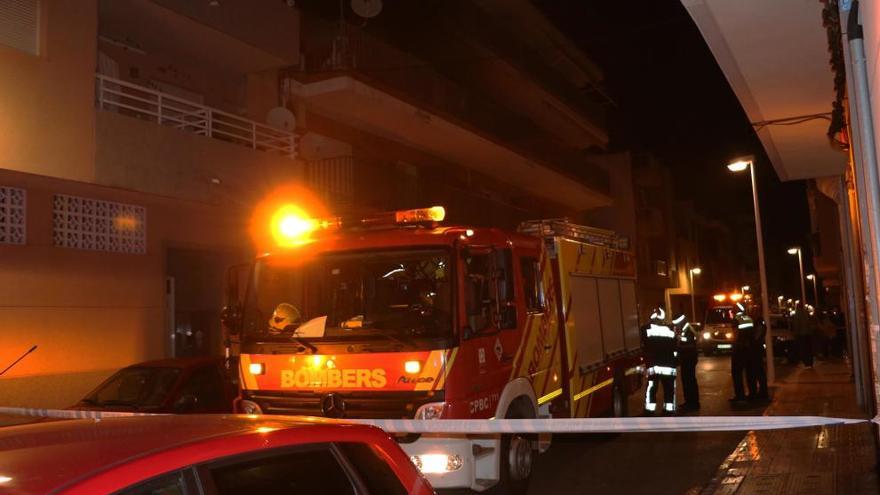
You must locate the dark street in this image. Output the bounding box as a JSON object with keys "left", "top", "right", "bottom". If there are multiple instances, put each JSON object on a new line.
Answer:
{"left": 526, "top": 356, "right": 769, "bottom": 494}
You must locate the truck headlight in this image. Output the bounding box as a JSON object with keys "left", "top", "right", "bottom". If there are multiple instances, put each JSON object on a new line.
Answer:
{"left": 702, "top": 332, "right": 711, "bottom": 340}
{"left": 410, "top": 454, "right": 463, "bottom": 473}
{"left": 249, "top": 363, "right": 266, "bottom": 375}
{"left": 414, "top": 402, "right": 445, "bottom": 420}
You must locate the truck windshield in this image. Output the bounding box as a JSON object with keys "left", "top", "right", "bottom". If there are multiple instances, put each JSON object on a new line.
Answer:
{"left": 242, "top": 249, "right": 453, "bottom": 344}
{"left": 706, "top": 307, "right": 736, "bottom": 324}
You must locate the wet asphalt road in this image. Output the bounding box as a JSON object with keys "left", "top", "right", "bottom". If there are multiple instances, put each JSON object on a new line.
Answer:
{"left": 524, "top": 355, "right": 772, "bottom": 495}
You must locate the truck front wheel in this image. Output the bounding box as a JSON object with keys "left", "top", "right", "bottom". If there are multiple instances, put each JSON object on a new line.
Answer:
{"left": 497, "top": 400, "right": 536, "bottom": 495}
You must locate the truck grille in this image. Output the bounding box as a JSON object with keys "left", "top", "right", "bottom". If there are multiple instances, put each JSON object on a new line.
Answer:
{"left": 243, "top": 390, "right": 443, "bottom": 419}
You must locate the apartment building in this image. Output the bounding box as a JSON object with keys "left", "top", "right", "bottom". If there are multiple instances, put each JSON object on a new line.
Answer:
{"left": 0, "top": 0, "right": 617, "bottom": 407}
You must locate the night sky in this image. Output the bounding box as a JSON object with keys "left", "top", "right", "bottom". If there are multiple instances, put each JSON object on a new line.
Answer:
{"left": 536, "top": 0, "right": 815, "bottom": 297}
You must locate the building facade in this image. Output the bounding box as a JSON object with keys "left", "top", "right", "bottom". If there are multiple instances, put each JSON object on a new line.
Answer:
{"left": 0, "top": 0, "right": 618, "bottom": 407}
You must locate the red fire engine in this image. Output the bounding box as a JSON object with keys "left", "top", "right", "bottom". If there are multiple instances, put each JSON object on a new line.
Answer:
{"left": 226, "top": 205, "right": 643, "bottom": 492}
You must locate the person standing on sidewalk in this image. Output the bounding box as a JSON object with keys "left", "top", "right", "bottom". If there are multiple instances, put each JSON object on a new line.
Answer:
{"left": 673, "top": 313, "right": 700, "bottom": 411}
{"left": 730, "top": 303, "right": 755, "bottom": 403}
{"left": 792, "top": 303, "right": 816, "bottom": 368}
{"left": 747, "top": 307, "right": 769, "bottom": 401}
{"left": 643, "top": 306, "right": 677, "bottom": 414}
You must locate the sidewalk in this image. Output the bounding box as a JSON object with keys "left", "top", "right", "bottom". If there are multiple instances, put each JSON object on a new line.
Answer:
{"left": 699, "top": 358, "right": 878, "bottom": 495}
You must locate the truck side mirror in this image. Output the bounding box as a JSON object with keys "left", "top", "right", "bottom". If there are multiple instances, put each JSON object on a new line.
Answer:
{"left": 221, "top": 302, "right": 243, "bottom": 335}
{"left": 222, "top": 263, "right": 251, "bottom": 336}
{"left": 497, "top": 303, "right": 517, "bottom": 330}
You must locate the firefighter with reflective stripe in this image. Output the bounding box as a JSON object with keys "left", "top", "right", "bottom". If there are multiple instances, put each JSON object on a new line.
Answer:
{"left": 673, "top": 314, "right": 700, "bottom": 412}
{"left": 642, "top": 306, "right": 677, "bottom": 414}
{"left": 730, "top": 303, "right": 754, "bottom": 403}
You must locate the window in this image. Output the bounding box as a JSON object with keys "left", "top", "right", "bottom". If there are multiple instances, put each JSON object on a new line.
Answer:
{"left": 115, "top": 470, "right": 188, "bottom": 495}
{"left": 0, "top": 186, "right": 25, "bottom": 245}
{"left": 178, "top": 366, "right": 226, "bottom": 412}
{"left": 464, "top": 249, "right": 515, "bottom": 333}
{"left": 85, "top": 367, "right": 181, "bottom": 409}
{"left": 0, "top": 0, "right": 39, "bottom": 55}
{"left": 465, "top": 252, "right": 492, "bottom": 332}
{"left": 337, "top": 443, "right": 407, "bottom": 495}
{"left": 520, "top": 257, "right": 545, "bottom": 313}
{"left": 209, "top": 447, "right": 356, "bottom": 495}
{"left": 53, "top": 194, "right": 146, "bottom": 254}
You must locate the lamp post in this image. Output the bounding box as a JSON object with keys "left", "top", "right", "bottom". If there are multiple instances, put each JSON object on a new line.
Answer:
{"left": 787, "top": 247, "right": 807, "bottom": 305}
{"left": 806, "top": 274, "right": 819, "bottom": 308}
{"left": 689, "top": 267, "right": 702, "bottom": 322}
{"left": 727, "top": 156, "right": 775, "bottom": 384}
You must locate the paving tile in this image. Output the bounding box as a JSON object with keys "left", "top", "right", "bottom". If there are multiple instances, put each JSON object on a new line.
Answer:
{"left": 700, "top": 359, "right": 879, "bottom": 495}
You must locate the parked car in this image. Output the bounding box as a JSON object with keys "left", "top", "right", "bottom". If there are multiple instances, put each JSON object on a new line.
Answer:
{"left": 0, "top": 414, "right": 432, "bottom": 494}
{"left": 769, "top": 313, "right": 796, "bottom": 362}
{"left": 72, "top": 357, "right": 237, "bottom": 413}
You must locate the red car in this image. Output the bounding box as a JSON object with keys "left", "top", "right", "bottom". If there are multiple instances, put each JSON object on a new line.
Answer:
{"left": 72, "top": 357, "right": 237, "bottom": 413}
{"left": 0, "top": 414, "right": 433, "bottom": 494}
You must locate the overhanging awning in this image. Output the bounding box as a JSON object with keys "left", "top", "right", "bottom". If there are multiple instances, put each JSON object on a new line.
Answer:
{"left": 682, "top": 0, "right": 847, "bottom": 181}
{"left": 289, "top": 76, "right": 611, "bottom": 210}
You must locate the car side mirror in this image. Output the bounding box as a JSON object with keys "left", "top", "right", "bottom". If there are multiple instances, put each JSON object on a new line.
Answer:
{"left": 174, "top": 394, "right": 198, "bottom": 413}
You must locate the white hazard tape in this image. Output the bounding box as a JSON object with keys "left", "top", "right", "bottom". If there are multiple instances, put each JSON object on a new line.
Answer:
{"left": 0, "top": 406, "right": 868, "bottom": 433}
{"left": 349, "top": 416, "right": 866, "bottom": 434}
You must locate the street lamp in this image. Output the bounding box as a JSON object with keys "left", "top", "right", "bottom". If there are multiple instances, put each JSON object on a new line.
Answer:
{"left": 727, "top": 155, "right": 775, "bottom": 384}
{"left": 806, "top": 274, "right": 819, "bottom": 307}
{"left": 787, "top": 247, "right": 807, "bottom": 304}
{"left": 689, "top": 267, "right": 702, "bottom": 322}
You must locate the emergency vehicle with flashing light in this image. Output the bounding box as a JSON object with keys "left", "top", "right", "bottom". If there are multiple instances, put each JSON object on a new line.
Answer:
{"left": 224, "top": 206, "right": 643, "bottom": 493}
{"left": 0, "top": 414, "right": 432, "bottom": 494}
{"left": 700, "top": 292, "right": 747, "bottom": 355}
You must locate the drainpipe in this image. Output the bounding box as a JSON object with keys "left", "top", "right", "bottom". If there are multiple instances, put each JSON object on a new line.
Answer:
{"left": 845, "top": 0, "right": 880, "bottom": 415}
{"left": 838, "top": 174, "right": 869, "bottom": 409}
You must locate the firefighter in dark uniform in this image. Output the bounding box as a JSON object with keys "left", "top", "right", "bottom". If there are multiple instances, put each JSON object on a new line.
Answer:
{"left": 673, "top": 314, "right": 700, "bottom": 411}
{"left": 730, "top": 303, "right": 754, "bottom": 403}
{"left": 643, "top": 306, "right": 677, "bottom": 414}
{"left": 747, "top": 308, "right": 769, "bottom": 401}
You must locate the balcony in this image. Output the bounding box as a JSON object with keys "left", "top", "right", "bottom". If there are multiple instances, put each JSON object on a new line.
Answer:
{"left": 94, "top": 75, "right": 302, "bottom": 203}
{"left": 96, "top": 74, "right": 297, "bottom": 158}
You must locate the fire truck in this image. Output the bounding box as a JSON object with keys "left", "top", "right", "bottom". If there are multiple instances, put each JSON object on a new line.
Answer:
{"left": 226, "top": 205, "right": 643, "bottom": 492}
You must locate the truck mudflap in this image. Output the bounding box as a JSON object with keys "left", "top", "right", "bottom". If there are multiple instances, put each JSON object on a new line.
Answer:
{"left": 401, "top": 434, "right": 501, "bottom": 491}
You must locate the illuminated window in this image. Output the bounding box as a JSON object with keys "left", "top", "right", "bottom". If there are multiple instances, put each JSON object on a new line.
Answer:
{"left": 0, "top": 0, "right": 39, "bottom": 55}
{"left": 53, "top": 194, "right": 146, "bottom": 254}
{"left": 0, "top": 186, "right": 26, "bottom": 245}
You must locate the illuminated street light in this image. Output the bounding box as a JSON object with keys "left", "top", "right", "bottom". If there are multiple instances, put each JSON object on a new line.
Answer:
{"left": 689, "top": 267, "right": 701, "bottom": 322}
{"left": 727, "top": 155, "right": 774, "bottom": 383}
{"left": 727, "top": 160, "right": 750, "bottom": 172}
{"left": 787, "top": 247, "right": 807, "bottom": 304}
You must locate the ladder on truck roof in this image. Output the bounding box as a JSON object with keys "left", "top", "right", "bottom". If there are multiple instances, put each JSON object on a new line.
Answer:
{"left": 518, "top": 218, "right": 630, "bottom": 251}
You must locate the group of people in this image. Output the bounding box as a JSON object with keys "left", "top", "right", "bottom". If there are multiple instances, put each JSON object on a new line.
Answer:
{"left": 641, "top": 307, "right": 701, "bottom": 414}
{"left": 728, "top": 302, "right": 768, "bottom": 403}
{"left": 789, "top": 304, "right": 844, "bottom": 367}
{"left": 642, "top": 302, "right": 770, "bottom": 415}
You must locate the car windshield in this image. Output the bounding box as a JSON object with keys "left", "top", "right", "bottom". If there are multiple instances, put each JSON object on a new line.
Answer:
{"left": 242, "top": 249, "right": 453, "bottom": 344}
{"left": 84, "top": 367, "right": 181, "bottom": 409}
{"left": 706, "top": 307, "right": 736, "bottom": 324}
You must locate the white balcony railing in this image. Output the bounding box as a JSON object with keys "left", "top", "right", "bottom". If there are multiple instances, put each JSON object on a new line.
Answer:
{"left": 96, "top": 74, "right": 297, "bottom": 158}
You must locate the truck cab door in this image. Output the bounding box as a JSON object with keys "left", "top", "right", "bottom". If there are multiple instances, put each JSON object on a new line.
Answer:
{"left": 457, "top": 247, "right": 516, "bottom": 417}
